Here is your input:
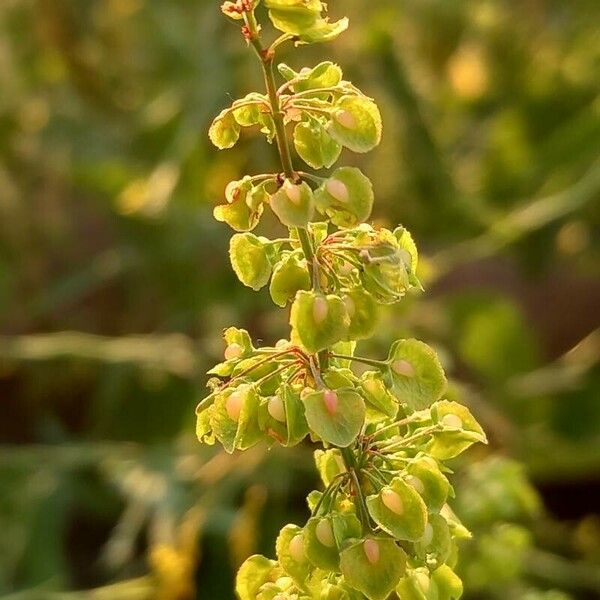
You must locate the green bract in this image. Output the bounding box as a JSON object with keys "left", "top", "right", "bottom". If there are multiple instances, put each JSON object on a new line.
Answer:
{"left": 366, "top": 477, "right": 428, "bottom": 541}
{"left": 229, "top": 233, "right": 271, "bottom": 290}
{"left": 387, "top": 338, "right": 447, "bottom": 410}
{"left": 339, "top": 538, "right": 406, "bottom": 600}
{"left": 290, "top": 291, "right": 349, "bottom": 353}
{"left": 269, "top": 253, "right": 311, "bottom": 307}
{"left": 315, "top": 167, "right": 374, "bottom": 226}
{"left": 294, "top": 119, "right": 341, "bottom": 169}
{"left": 270, "top": 180, "right": 315, "bottom": 227}
{"left": 203, "top": 3, "right": 485, "bottom": 598}
{"left": 209, "top": 108, "right": 240, "bottom": 149}
{"left": 328, "top": 96, "right": 382, "bottom": 153}
{"left": 303, "top": 388, "right": 365, "bottom": 447}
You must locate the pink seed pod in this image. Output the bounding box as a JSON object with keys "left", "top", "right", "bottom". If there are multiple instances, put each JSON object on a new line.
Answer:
{"left": 442, "top": 413, "right": 463, "bottom": 429}
{"left": 335, "top": 109, "right": 357, "bottom": 130}
{"left": 323, "top": 390, "right": 338, "bottom": 416}
{"left": 284, "top": 181, "right": 302, "bottom": 205}
{"left": 268, "top": 396, "right": 286, "bottom": 423}
{"left": 381, "top": 488, "right": 404, "bottom": 515}
{"left": 225, "top": 391, "right": 243, "bottom": 421}
{"left": 392, "top": 359, "right": 415, "bottom": 377}
{"left": 326, "top": 179, "right": 349, "bottom": 203}
{"left": 315, "top": 519, "right": 336, "bottom": 548}
{"left": 363, "top": 539, "right": 380, "bottom": 565}
{"left": 224, "top": 342, "right": 243, "bottom": 360}
{"left": 289, "top": 534, "right": 305, "bottom": 562}
{"left": 312, "top": 296, "right": 329, "bottom": 324}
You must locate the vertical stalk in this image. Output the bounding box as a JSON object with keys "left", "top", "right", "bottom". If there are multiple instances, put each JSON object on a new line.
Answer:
{"left": 243, "top": 10, "right": 316, "bottom": 283}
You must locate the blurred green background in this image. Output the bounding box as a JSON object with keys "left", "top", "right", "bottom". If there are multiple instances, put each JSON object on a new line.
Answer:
{"left": 0, "top": 0, "right": 599, "bottom": 598}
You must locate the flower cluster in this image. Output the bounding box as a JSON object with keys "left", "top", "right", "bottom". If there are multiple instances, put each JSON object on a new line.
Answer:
{"left": 199, "top": 2, "right": 487, "bottom": 598}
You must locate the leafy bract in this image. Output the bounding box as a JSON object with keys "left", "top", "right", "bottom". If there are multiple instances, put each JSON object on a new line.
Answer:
{"left": 327, "top": 96, "right": 382, "bottom": 153}
{"left": 303, "top": 388, "right": 365, "bottom": 447}
{"left": 270, "top": 180, "right": 315, "bottom": 227}
{"left": 315, "top": 167, "right": 374, "bottom": 227}
{"left": 209, "top": 108, "right": 240, "bottom": 149}
{"left": 366, "top": 477, "right": 428, "bottom": 541}
{"left": 340, "top": 538, "right": 406, "bottom": 600}
{"left": 229, "top": 233, "right": 271, "bottom": 290}
{"left": 290, "top": 291, "right": 349, "bottom": 353}
{"left": 387, "top": 339, "right": 447, "bottom": 410}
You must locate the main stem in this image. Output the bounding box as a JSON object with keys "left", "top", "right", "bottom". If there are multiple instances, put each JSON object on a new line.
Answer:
{"left": 244, "top": 9, "right": 329, "bottom": 370}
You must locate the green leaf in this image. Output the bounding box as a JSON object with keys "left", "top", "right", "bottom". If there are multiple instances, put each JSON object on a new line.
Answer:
{"left": 265, "top": 0, "right": 322, "bottom": 35}
{"left": 406, "top": 457, "right": 451, "bottom": 513}
{"left": 269, "top": 253, "right": 311, "bottom": 307}
{"left": 340, "top": 538, "right": 406, "bottom": 600}
{"left": 236, "top": 555, "right": 278, "bottom": 600}
{"left": 270, "top": 180, "right": 315, "bottom": 227}
{"left": 208, "top": 108, "right": 240, "bottom": 149}
{"left": 394, "top": 226, "right": 419, "bottom": 274}
{"left": 293, "top": 120, "right": 342, "bottom": 169}
{"left": 366, "top": 476, "right": 428, "bottom": 541}
{"left": 387, "top": 339, "right": 447, "bottom": 410}
{"left": 229, "top": 233, "right": 272, "bottom": 290}
{"left": 327, "top": 95, "right": 382, "bottom": 153}
{"left": 428, "top": 400, "right": 487, "bottom": 459}
{"left": 276, "top": 524, "right": 313, "bottom": 585}
{"left": 314, "top": 166, "right": 374, "bottom": 226}
{"left": 358, "top": 371, "right": 398, "bottom": 420}
{"left": 290, "top": 291, "right": 349, "bottom": 353}
{"left": 342, "top": 288, "right": 379, "bottom": 340}
{"left": 303, "top": 388, "right": 365, "bottom": 447}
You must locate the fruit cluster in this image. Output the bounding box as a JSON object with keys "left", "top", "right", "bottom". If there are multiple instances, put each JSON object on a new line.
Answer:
{"left": 199, "top": 2, "right": 487, "bottom": 598}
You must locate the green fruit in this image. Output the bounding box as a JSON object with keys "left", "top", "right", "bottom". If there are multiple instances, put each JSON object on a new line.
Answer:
{"left": 315, "top": 167, "right": 374, "bottom": 227}
{"left": 303, "top": 388, "right": 365, "bottom": 447}
{"left": 290, "top": 291, "right": 349, "bottom": 353}
{"left": 229, "top": 233, "right": 272, "bottom": 290}
{"left": 340, "top": 538, "right": 406, "bottom": 600}
{"left": 270, "top": 180, "right": 315, "bottom": 227}
{"left": 327, "top": 96, "right": 382, "bottom": 153}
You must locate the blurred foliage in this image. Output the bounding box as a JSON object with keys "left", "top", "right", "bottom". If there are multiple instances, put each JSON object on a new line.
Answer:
{"left": 0, "top": 0, "right": 598, "bottom": 598}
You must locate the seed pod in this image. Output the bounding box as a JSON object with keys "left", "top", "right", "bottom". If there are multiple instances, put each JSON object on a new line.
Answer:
{"left": 314, "top": 167, "right": 374, "bottom": 227}
{"left": 366, "top": 477, "right": 428, "bottom": 541}
{"left": 210, "top": 385, "right": 262, "bottom": 453}
{"left": 275, "top": 524, "right": 311, "bottom": 585}
{"left": 235, "top": 555, "right": 278, "bottom": 600}
{"left": 209, "top": 108, "right": 240, "bottom": 149}
{"left": 387, "top": 338, "right": 447, "bottom": 410}
{"left": 428, "top": 400, "right": 487, "bottom": 460}
{"left": 269, "top": 253, "right": 311, "bottom": 307}
{"left": 327, "top": 95, "right": 382, "bottom": 153}
{"left": 270, "top": 180, "right": 315, "bottom": 228}
{"left": 339, "top": 538, "right": 406, "bottom": 600}
{"left": 293, "top": 119, "right": 341, "bottom": 170}
{"left": 290, "top": 291, "right": 349, "bottom": 353}
{"left": 342, "top": 288, "right": 379, "bottom": 341}
{"left": 414, "top": 513, "right": 452, "bottom": 568}
{"left": 229, "top": 233, "right": 272, "bottom": 290}
{"left": 302, "top": 388, "right": 365, "bottom": 447}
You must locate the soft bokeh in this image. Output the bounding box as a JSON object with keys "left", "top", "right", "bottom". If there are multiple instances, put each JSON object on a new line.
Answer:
{"left": 0, "top": 0, "right": 598, "bottom": 598}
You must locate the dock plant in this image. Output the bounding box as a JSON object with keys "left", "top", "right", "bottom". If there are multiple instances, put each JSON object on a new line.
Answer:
{"left": 198, "top": 2, "right": 487, "bottom": 598}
